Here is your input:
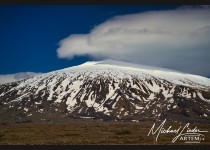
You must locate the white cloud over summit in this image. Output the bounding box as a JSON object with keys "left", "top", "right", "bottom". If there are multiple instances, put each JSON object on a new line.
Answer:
{"left": 57, "top": 6, "right": 210, "bottom": 76}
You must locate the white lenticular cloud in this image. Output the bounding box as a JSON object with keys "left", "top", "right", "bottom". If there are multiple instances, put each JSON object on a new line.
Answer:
{"left": 57, "top": 6, "right": 210, "bottom": 76}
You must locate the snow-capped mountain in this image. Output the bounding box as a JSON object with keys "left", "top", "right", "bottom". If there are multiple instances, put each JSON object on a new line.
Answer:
{"left": 0, "top": 72, "right": 42, "bottom": 85}
{"left": 0, "top": 60, "right": 210, "bottom": 123}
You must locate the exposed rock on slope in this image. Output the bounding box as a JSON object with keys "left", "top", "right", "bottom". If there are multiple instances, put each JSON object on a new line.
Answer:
{"left": 0, "top": 60, "right": 210, "bottom": 123}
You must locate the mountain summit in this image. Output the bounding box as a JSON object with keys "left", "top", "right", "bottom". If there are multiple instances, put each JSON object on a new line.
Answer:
{"left": 0, "top": 60, "right": 210, "bottom": 123}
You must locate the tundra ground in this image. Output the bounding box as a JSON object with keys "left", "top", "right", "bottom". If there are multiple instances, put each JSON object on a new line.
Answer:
{"left": 0, "top": 119, "right": 209, "bottom": 145}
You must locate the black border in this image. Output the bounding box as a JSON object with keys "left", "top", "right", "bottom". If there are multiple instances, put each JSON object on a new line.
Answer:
{"left": 0, "top": 0, "right": 209, "bottom": 5}
{"left": 0, "top": 145, "right": 210, "bottom": 150}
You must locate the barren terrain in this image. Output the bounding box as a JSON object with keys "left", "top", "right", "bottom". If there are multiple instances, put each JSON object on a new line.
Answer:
{"left": 0, "top": 119, "right": 209, "bottom": 145}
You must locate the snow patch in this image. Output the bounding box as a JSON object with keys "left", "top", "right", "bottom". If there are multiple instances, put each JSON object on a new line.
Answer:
{"left": 24, "top": 108, "right": 28, "bottom": 112}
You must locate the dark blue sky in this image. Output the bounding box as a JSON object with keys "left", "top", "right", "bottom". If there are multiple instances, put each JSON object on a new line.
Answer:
{"left": 0, "top": 5, "right": 181, "bottom": 74}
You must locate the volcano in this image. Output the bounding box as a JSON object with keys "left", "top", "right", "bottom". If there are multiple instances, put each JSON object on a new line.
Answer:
{"left": 0, "top": 60, "right": 210, "bottom": 123}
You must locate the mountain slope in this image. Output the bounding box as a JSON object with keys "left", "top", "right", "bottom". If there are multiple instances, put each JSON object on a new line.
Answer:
{"left": 0, "top": 60, "right": 210, "bottom": 123}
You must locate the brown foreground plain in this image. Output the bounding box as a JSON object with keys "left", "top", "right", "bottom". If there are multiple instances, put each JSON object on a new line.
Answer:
{"left": 0, "top": 119, "right": 209, "bottom": 145}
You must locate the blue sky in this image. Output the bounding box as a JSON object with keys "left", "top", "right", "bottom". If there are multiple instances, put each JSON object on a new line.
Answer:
{"left": 0, "top": 5, "right": 209, "bottom": 77}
